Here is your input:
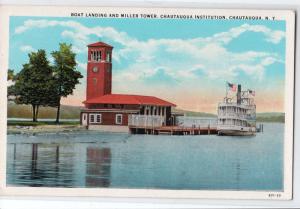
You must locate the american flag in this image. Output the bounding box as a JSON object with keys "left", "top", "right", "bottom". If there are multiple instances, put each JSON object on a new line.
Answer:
{"left": 248, "top": 89, "right": 255, "bottom": 96}
{"left": 227, "top": 82, "right": 237, "bottom": 92}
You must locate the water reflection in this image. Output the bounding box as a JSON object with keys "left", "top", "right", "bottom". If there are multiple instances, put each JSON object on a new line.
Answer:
{"left": 31, "top": 143, "right": 38, "bottom": 181}
{"left": 8, "top": 143, "right": 75, "bottom": 187}
{"left": 7, "top": 124, "right": 283, "bottom": 190}
{"left": 86, "top": 147, "right": 111, "bottom": 187}
{"left": 7, "top": 141, "right": 112, "bottom": 188}
{"left": 13, "top": 143, "right": 16, "bottom": 160}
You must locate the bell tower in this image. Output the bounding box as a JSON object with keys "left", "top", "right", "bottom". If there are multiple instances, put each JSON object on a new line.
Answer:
{"left": 86, "top": 42, "right": 113, "bottom": 100}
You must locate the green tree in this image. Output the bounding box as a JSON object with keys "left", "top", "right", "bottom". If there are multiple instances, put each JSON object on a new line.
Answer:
{"left": 7, "top": 69, "right": 14, "bottom": 80}
{"left": 12, "top": 50, "right": 54, "bottom": 122}
{"left": 51, "top": 43, "right": 83, "bottom": 123}
{"left": 7, "top": 69, "right": 16, "bottom": 100}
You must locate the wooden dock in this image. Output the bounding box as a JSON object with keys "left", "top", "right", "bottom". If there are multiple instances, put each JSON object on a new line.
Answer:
{"left": 129, "top": 125, "right": 217, "bottom": 135}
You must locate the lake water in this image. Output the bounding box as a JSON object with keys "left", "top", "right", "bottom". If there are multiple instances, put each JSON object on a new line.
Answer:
{"left": 6, "top": 123, "right": 283, "bottom": 191}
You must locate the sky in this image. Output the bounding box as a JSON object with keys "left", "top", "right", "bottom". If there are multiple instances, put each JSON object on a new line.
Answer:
{"left": 9, "top": 16, "right": 286, "bottom": 113}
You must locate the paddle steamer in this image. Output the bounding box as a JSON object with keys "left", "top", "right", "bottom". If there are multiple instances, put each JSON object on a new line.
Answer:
{"left": 217, "top": 83, "right": 256, "bottom": 136}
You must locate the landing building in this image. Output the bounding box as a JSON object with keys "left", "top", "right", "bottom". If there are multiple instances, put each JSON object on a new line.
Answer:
{"left": 80, "top": 42, "right": 177, "bottom": 132}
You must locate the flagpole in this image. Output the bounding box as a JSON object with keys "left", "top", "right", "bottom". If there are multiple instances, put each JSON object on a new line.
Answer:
{"left": 226, "top": 82, "right": 227, "bottom": 98}
{"left": 226, "top": 81, "right": 228, "bottom": 101}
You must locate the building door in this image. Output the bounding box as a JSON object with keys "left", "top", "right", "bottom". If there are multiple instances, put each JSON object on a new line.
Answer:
{"left": 82, "top": 113, "right": 88, "bottom": 126}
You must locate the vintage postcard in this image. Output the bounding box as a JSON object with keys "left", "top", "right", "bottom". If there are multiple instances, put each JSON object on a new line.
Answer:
{"left": 0, "top": 6, "right": 295, "bottom": 200}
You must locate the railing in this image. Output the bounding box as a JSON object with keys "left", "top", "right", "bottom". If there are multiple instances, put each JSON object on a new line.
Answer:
{"left": 218, "top": 113, "right": 247, "bottom": 120}
{"left": 128, "top": 115, "right": 164, "bottom": 127}
{"left": 218, "top": 102, "right": 256, "bottom": 109}
{"left": 218, "top": 112, "right": 255, "bottom": 120}
{"left": 176, "top": 116, "right": 217, "bottom": 128}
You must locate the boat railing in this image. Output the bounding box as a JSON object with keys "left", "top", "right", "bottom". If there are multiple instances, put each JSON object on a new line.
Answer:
{"left": 176, "top": 116, "right": 217, "bottom": 128}
{"left": 218, "top": 112, "right": 256, "bottom": 120}
{"left": 218, "top": 102, "right": 256, "bottom": 109}
{"left": 218, "top": 112, "right": 248, "bottom": 119}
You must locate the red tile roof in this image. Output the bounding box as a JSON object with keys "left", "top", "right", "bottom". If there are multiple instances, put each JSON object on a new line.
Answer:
{"left": 84, "top": 94, "right": 176, "bottom": 107}
{"left": 87, "top": 41, "right": 113, "bottom": 48}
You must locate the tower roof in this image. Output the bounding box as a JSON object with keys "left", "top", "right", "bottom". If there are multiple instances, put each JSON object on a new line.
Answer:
{"left": 87, "top": 41, "right": 113, "bottom": 48}
{"left": 84, "top": 94, "right": 176, "bottom": 107}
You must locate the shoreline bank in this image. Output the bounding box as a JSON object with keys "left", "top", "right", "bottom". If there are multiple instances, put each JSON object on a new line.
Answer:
{"left": 7, "top": 125, "right": 86, "bottom": 135}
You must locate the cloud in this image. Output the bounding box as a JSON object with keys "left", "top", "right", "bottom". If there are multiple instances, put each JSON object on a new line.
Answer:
{"left": 15, "top": 19, "right": 83, "bottom": 34}
{"left": 15, "top": 19, "right": 137, "bottom": 54}
{"left": 14, "top": 19, "right": 285, "bottom": 84}
{"left": 20, "top": 45, "right": 36, "bottom": 53}
{"left": 77, "top": 62, "right": 86, "bottom": 71}
{"left": 208, "top": 23, "right": 285, "bottom": 44}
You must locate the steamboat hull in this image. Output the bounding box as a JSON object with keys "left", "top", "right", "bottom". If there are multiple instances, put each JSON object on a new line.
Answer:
{"left": 217, "top": 125, "right": 256, "bottom": 136}
{"left": 218, "top": 130, "right": 256, "bottom": 136}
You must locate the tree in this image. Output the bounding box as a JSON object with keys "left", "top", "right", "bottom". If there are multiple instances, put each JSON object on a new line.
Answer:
{"left": 7, "top": 69, "right": 16, "bottom": 100}
{"left": 7, "top": 69, "right": 14, "bottom": 80}
{"left": 12, "top": 50, "right": 54, "bottom": 122}
{"left": 51, "top": 43, "right": 83, "bottom": 123}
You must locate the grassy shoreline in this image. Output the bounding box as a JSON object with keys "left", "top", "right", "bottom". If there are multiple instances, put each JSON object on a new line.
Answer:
{"left": 7, "top": 120, "right": 84, "bottom": 135}
{"left": 8, "top": 120, "right": 80, "bottom": 126}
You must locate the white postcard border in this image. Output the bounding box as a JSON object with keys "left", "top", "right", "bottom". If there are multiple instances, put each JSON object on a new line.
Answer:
{"left": 0, "top": 5, "right": 295, "bottom": 200}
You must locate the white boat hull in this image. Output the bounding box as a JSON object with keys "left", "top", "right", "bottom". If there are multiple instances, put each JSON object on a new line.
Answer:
{"left": 217, "top": 125, "right": 256, "bottom": 136}
{"left": 217, "top": 130, "right": 256, "bottom": 136}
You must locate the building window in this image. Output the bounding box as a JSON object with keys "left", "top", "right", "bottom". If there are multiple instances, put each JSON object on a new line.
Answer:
{"left": 96, "top": 51, "right": 102, "bottom": 61}
{"left": 91, "top": 51, "right": 102, "bottom": 62}
{"left": 145, "top": 106, "right": 150, "bottom": 115}
{"left": 106, "top": 51, "right": 111, "bottom": 62}
{"left": 90, "top": 114, "right": 94, "bottom": 122}
{"left": 93, "top": 78, "right": 97, "bottom": 85}
{"left": 115, "top": 114, "right": 122, "bottom": 125}
{"left": 90, "top": 51, "right": 93, "bottom": 61}
{"left": 96, "top": 114, "right": 101, "bottom": 123}
{"left": 89, "top": 114, "right": 102, "bottom": 124}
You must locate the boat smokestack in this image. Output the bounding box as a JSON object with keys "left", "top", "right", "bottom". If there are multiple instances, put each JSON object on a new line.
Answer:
{"left": 237, "top": 84, "right": 241, "bottom": 104}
